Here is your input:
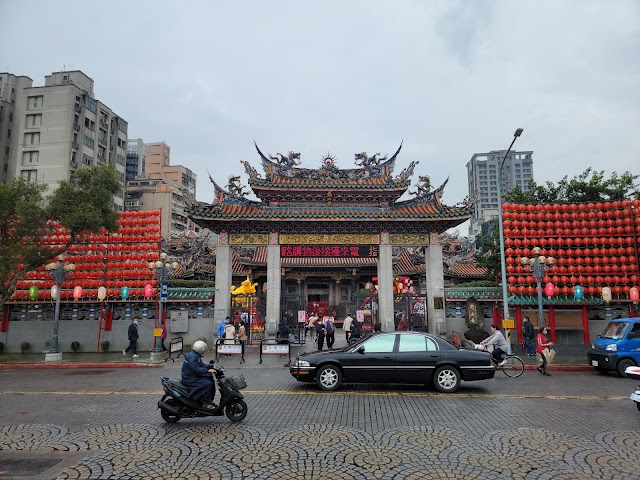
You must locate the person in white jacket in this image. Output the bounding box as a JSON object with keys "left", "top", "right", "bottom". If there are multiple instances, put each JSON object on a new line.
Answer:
{"left": 342, "top": 313, "right": 354, "bottom": 342}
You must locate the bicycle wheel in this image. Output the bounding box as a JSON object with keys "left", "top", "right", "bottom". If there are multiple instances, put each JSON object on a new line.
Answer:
{"left": 502, "top": 355, "right": 524, "bottom": 377}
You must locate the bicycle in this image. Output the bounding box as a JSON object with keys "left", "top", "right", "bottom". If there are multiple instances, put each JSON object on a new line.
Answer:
{"left": 475, "top": 344, "right": 525, "bottom": 377}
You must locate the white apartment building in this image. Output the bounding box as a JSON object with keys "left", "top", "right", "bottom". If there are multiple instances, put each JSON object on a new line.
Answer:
{"left": 467, "top": 149, "right": 534, "bottom": 237}
{"left": 0, "top": 70, "right": 127, "bottom": 210}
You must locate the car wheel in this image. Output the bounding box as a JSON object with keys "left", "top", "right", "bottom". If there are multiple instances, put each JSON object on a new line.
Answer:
{"left": 617, "top": 358, "right": 637, "bottom": 378}
{"left": 434, "top": 365, "right": 461, "bottom": 393}
{"left": 316, "top": 364, "right": 342, "bottom": 391}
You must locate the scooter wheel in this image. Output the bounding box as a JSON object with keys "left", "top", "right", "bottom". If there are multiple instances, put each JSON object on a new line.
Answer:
{"left": 637, "top": 402, "right": 640, "bottom": 413}
{"left": 160, "top": 399, "right": 181, "bottom": 423}
{"left": 225, "top": 399, "right": 247, "bottom": 422}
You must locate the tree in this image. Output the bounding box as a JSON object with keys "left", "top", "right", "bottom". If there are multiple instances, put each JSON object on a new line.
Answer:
{"left": 472, "top": 223, "right": 501, "bottom": 283}
{"left": 504, "top": 168, "right": 639, "bottom": 204}
{"left": 0, "top": 165, "right": 121, "bottom": 313}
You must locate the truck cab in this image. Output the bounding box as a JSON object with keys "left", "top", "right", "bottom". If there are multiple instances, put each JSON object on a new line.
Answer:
{"left": 588, "top": 318, "right": 640, "bottom": 377}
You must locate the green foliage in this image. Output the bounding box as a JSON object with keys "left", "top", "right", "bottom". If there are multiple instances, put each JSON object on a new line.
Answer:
{"left": 504, "top": 168, "right": 640, "bottom": 204}
{"left": 0, "top": 165, "right": 122, "bottom": 312}
{"left": 472, "top": 224, "right": 501, "bottom": 282}
{"left": 168, "top": 279, "right": 215, "bottom": 288}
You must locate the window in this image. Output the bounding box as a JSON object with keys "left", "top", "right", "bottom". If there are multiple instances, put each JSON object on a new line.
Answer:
{"left": 116, "top": 154, "right": 126, "bottom": 166}
{"left": 71, "top": 151, "right": 76, "bottom": 164}
{"left": 29, "top": 96, "right": 43, "bottom": 108}
{"left": 84, "top": 95, "right": 97, "bottom": 113}
{"left": 7, "top": 129, "right": 10, "bottom": 138}
{"left": 21, "top": 169, "right": 37, "bottom": 181}
{"left": 83, "top": 135, "right": 94, "bottom": 149}
{"left": 82, "top": 154, "right": 93, "bottom": 166}
{"left": 98, "top": 129, "right": 107, "bottom": 144}
{"left": 398, "top": 335, "right": 438, "bottom": 352}
{"left": 23, "top": 151, "right": 38, "bottom": 163}
{"left": 361, "top": 334, "right": 396, "bottom": 353}
{"left": 98, "top": 146, "right": 106, "bottom": 159}
{"left": 28, "top": 114, "right": 42, "bottom": 127}
{"left": 25, "top": 132, "right": 40, "bottom": 144}
{"left": 5, "top": 146, "right": 9, "bottom": 155}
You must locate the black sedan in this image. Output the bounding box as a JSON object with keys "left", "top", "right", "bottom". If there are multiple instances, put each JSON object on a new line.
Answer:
{"left": 290, "top": 331, "right": 495, "bottom": 393}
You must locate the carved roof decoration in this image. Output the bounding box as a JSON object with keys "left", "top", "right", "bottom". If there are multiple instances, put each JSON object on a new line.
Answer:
{"left": 190, "top": 142, "right": 472, "bottom": 234}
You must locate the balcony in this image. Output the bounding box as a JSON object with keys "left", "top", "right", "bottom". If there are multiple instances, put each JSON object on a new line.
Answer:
{"left": 72, "top": 142, "right": 79, "bottom": 150}
{"left": 74, "top": 104, "right": 82, "bottom": 113}
{"left": 73, "top": 123, "right": 80, "bottom": 132}
{"left": 99, "top": 118, "right": 108, "bottom": 128}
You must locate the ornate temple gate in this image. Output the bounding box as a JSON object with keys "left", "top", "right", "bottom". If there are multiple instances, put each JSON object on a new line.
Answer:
{"left": 189, "top": 143, "right": 471, "bottom": 339}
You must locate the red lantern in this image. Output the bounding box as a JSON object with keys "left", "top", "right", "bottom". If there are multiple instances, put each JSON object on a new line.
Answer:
{"left": 544, "top": 282, "right": 555, "bottom": 298}
{"left": 630, "top": 287, "right": 639, "bottom": 303}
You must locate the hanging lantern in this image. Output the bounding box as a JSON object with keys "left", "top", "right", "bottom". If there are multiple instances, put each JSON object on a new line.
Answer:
{"left": 29, "top": 285, "right": 38, "bottom": 300}
{"left": 144, "top": 284, "right": 153, "bottom": 298}
{"left": 630, "top": 287, "right": 639, "bottom": 304}
{"left": 573, "top": 285, "right": 583, "bottom": 301}
{"left": 73, "top": 286, "right": 83, "bottom": 301}
{"left": 121, "top": 286, "right": 129, "bottom": 300}
{"left": 544, "top": 282, "right": 555, "bottom": 299}
{"left": 50, "top": 285, "right": 58, "bottom": 299}
{"left": 601, "top": 286, "right": 612, "bottom": 303}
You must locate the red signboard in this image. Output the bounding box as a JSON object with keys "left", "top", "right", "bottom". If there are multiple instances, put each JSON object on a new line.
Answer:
{"left": 281, "top": 245, "right": 378, "bottom": 258}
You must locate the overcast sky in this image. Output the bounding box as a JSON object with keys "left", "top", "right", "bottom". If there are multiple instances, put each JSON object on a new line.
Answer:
{"left": 2, "top": 0, "right": 639, "bottom": 230}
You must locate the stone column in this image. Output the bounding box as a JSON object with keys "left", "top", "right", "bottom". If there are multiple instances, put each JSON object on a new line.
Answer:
{"left": 214, "top": 232, "right": 232, "bottom": 332}
{"left": 266, "top": 232, "right": 281, "bottom": 337}
{"left": 377, "top": 232, "right": 394, "bottom": 332}
{"left": 424, "top": 232, "right": 446, "bottom": 335}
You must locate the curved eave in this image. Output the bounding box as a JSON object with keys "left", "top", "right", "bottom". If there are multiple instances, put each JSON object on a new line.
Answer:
{"left": 248, "top": 178, "right": 410, "bottom": 190}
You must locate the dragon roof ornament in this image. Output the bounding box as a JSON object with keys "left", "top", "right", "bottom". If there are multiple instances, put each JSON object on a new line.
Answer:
{"left": 253, "top": 141, "right": 403, "bottom": 182}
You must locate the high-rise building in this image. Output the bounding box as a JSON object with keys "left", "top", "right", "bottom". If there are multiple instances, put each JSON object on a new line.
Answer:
{"left": 467, "top": 149, "right": 534, "bottom": 237}
{"left": 124, "top": 141, "right": 198, "bottom": 234}
{"left": 0, "top": 70, "right": 127, "bottom": 210}
{"left": 126, "top": 138, "right": 145, "bottom": 180}
{"left": 0, "top": 74, "right": 33, "bottom": 183}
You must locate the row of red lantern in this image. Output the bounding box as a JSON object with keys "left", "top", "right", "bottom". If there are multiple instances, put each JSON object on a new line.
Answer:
{"left": 508, "top": 284, "right": 638, "bottom": 297}
{"left": 505, "top": 226, "right": 639, "bottom": 238}
{"left": 505, "top": 237, "right": 637, "bottom": 248}
{"left": 506, "top": 246, "right": 638, "bottom": 257}
{"left": 508, "top": 274, "right": 638, "bottom": 285}
{"left": 506, "top": 260, "right": 638, "bottom": 274}
{"left": 503, "top": 209, "right": 639, "bottom": 221}
{"left": 503, "top": 200, "right": 640, "bottom": 213}
{"left": 505, "top": 216, "right": 640, "bottom": 229}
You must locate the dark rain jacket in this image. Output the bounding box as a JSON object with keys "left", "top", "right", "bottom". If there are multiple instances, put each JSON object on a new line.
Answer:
{"left": 181, "top": 350, "right": 215, "bottom": 403}
{"left": 127, "top": 323, "right": 139, "bottom": 342}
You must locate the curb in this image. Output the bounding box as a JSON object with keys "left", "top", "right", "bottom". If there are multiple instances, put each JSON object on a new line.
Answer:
{"left": 0, "top": 362, "right": 159, "bottom": 369}
{"left": 524, "top": 365, "right": 591, "bottom": 372}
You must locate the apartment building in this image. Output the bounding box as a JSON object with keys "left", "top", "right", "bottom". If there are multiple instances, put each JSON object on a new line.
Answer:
{"left": 126, "top": 138, "right": 145, "bottom": 180}
{"left": 0, "top": 70, "right": 127, "bottom": 210}
{"left": 145, "top": 142, "right": 196, "bottom": 198}
{"left": 0, "top": 74, "right": 33, "bottom": 183}
{"left": 124, "top": 177, "right": 197, "bottom": 236}
{"left": 467, "top": 149, "right": 534, "bottom": 237}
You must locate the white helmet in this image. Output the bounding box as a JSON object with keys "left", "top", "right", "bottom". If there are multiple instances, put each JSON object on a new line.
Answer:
{"left": 192, "top": 340, "right": 208, "bottom": 355}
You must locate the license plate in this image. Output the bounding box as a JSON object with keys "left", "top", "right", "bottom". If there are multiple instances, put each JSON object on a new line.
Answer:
{"left": 591, "top": 360, "right": 598, "bottom": 367}
{"left": 630, "top": 392, "right": 640, "bottom": 402}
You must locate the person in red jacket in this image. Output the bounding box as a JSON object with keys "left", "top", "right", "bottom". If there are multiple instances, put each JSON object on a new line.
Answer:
{"left": 536, "top": 325, "right": 554, "bottom": 376}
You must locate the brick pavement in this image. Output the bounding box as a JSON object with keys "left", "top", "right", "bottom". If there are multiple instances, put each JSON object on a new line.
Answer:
{"left": 1, "top": 350, "right": 639, "bottom": 479}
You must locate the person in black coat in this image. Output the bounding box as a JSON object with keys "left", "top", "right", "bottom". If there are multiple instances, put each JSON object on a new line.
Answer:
{"left": 277, "top": 319, "right": 291, "bottom": 345}
{"left": 181, "top": 340, "right": 216, "bottom": 409}
{"left": 315, "top": 317, "right": 326, "bottom": 350}
{"left": 123, "top": 318, "right": 140, "bottom": 358}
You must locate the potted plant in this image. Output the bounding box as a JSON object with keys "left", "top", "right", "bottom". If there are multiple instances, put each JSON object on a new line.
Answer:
{"left": 20, "top": 341, "right": 30, "bottom": 353}
{"left": 71, "top": 341, "right": 80, "bottom": 353}
{"left": 101, "top": 340, "right": 110, "bottom": 352}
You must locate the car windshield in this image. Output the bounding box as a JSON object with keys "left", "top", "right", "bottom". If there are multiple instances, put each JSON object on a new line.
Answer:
{"left": 600, "top": 322, "right": 629, "bottom": 339}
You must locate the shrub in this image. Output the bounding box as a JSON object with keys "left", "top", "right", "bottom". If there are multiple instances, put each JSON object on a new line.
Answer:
{"left": 20, "top": 341, "right": 30, "bottom": 353}
{"left": 71, "top": 341, "right": 80, "bottom": 353}
{"left": 101, "top": 340, "right": 110, "bottom": 352}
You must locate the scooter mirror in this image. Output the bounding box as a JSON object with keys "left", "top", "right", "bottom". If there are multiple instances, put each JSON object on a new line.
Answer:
{"left": 209, "top": 360, "right": 215, "bottom": 365}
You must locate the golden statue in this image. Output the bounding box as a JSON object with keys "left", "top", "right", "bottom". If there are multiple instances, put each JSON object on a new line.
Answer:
{"left": 231, "top": 276, "right": 258, "bottom": 295}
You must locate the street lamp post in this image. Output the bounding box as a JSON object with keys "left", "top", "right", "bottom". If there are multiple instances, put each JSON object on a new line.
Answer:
{"left": 45, "top": 256, "right": 76, "bottom": 362}
{"left": 521, "top": 247, "right": 555, "bottom": 327}
{"left": 149, "top": 252, "right": 178, "bottom": 361}
{"left": 496, "top": 128, "right": 523, "bottom": 355}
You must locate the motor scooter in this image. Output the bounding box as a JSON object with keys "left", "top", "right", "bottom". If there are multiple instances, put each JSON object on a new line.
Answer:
{"left": 158, "top": 362, "right": 247, "bottom": 423}
{"left": 625, "top": 365, "right": 640, "bottom": 412}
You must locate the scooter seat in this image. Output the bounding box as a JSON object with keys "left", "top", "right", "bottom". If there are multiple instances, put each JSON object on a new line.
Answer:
{"left": 162, "top": 377, "right": 190, "bottom": 397}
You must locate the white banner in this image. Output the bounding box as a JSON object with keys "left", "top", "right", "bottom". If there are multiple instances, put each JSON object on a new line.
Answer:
{"left": 217, "top": 344, "right": 242, "bottom": 354}
{"left": 262, "top": 344, "right": 289, "bottom": 355}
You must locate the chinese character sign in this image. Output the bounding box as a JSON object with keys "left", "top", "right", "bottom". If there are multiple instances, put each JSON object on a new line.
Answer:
{"left": 280, "top": 245, "right": 378, "bottom": 258}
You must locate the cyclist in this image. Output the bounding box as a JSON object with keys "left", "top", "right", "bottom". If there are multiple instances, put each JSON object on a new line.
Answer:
{"left": 480, "top": 324, "right": 509, "bottom": 366}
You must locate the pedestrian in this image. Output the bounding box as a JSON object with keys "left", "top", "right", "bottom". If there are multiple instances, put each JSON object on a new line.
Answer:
{"left": 123, "top": 317, "right": 140, "bottom": 358}
{"left": 277, "top": 318, "right": 290, "bottom": 345}
{"left": 343, "top": 313, "right": 354, "bottom": 343}
{"left": 523, "top": 316, "right": 536, "bottom": 356}
{"left": 325, "top": 316, "right": 335, "bottom": 349}
{"left": 536, "top": 325, "right": 554, "bottom": 376}
{"left": 160, "top": 321, "right": 167, "bottom": 351}
{"left": 374, "top": 321, "right": 381, "bottom": 332}
{"left": 224, "top": 321, "right": 237, "bottom": 345}
{"left": 237, "top": 321, "right": 247, "bottom": 357}
{"left": 308, "top": 312, "right": 318, "bottom": 340}
{"left": 216, "top": 317, "right": 229, "bottom": 342}
{"left": 315, "top": 317, "right": 326, "bottom": 350}
{"left": 350, "top": 322, "right": 361, "bottom": 343}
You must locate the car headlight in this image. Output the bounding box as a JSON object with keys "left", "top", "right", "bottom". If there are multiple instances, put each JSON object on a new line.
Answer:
{"left": 605, "top": 344, "right": 617, "bottom": 352}
{"left": 294, "top": 360, "right": 311, "bottom": 367}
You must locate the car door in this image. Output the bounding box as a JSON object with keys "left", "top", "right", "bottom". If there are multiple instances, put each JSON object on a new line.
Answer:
{"left": 394, "top": 334, "right": 440, "bottom": 384}
{"left": 347, "top": 333, "right": 397, "bottom": 383}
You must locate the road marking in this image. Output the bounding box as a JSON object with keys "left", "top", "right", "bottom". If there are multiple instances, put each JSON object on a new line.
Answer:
{"left": 0, "top": 391, "right": 628, "bottom": 401}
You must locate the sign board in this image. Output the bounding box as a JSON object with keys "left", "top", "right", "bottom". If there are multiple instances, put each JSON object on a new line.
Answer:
{"left": 170, "top": 310, "right": 188, "bottom": 333}
{"left": 170, "top": 339, "right": 183, "bottom": 353}
{"left": 356, "top": 310, "right": 365, "bottom": 323}
{"left": 262, "top": 344, "right": 289, "bottom": 355}
{"left": 502, "top": 319, "right": 515, "bottom": 329}
{"left": 298, "top": 310, "right": 307, "bottom": 323}
{"left": 153, "top": 328, "right": 162, "bottom": 337}
{"left": 217, "top": 344, "right": 242, "bottom": 354}
{"left": 160, "top": 282, "right": 168, "bottom": 302}
{"left": 280, "top": 245, "right": 378, "bottom": 258}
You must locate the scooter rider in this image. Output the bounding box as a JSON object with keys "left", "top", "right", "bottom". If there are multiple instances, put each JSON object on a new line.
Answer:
{"left": 181, "top": 341, "right": 217, "bottom": 410}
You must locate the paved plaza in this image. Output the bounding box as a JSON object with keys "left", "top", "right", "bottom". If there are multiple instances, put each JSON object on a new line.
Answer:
{"left": 1, "top": 344, "right": 639, "bottom": 480}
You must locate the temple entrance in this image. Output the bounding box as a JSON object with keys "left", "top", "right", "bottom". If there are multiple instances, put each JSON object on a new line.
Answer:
{"left": 393, "top": 292, "right": 428, "bottom": 332}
